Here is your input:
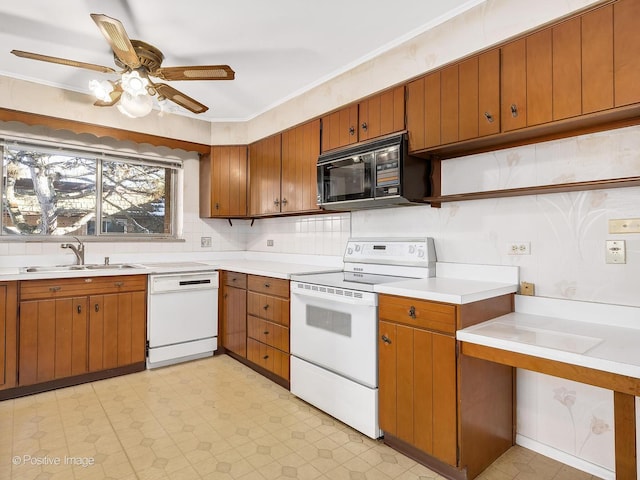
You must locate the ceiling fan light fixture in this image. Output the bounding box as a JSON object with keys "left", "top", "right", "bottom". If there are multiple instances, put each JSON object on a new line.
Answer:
{"left": 117, "top": 91, "right": 153, "bottom": 118}
{"left": 88, "top": 79, "right": 115, "bottom": 102}
{"left": 120, "top": 70, "right": 149, "bottom": 96}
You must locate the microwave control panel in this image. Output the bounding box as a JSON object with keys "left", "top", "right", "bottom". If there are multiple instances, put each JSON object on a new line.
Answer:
{"left": 375, "top": 145, "right": 400, "bottom": 197}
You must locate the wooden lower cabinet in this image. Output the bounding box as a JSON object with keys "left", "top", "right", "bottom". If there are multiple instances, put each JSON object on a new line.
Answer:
{"left": 220, "top": 271, "right": 248, "bottom": 357}
{"left": 246, "top": 275, "right": 290, "bottom": 383}
{"left": 378, "top": 293, "right": 514, "bottom": 480}
{"left": 0, "top": 282, "right": 18, "bottom": 391}
{"left": 17, "top": 275, "right": 146, "bottom": 388}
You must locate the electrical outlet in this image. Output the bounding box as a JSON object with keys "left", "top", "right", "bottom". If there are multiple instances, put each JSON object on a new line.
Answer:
{"left": 200, "top": 236, "right": 212, "bottom": 248}
{"left": 605, "top": 240, "right": 626, "bottom": 264}
{"left": 267, "top": 239, "right": 274, "bottom": 247}
{"left": 520, "top": 282, "right": 535, "bottom": 296}
{"left": 507, "top": 242, "right": 531, "bottom": 255}
{"left": 609, "top": 218, "right": 640, "bottom": 234}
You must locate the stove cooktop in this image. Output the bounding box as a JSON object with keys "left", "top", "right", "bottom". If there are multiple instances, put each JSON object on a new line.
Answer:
{"left": 290, "top": 271, "right": 417, "bottom": 292}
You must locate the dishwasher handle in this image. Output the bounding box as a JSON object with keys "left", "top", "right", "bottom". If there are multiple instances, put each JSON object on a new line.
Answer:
{"left": 179, "top": 279, "right": 212, "bottom": 286}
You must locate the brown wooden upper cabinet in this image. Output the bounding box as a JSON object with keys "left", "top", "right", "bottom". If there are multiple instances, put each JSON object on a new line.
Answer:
{"left": 321, "top": 86, "right": 405, "bottom": 152}
{"left": 407, "top": 49, "right": 500, "bottom": 152}
{"left": 200, "top": 145, "right": 248, "bottom": 218}
{"left": 249, "top": 119, "right": 321, "bottom": 216}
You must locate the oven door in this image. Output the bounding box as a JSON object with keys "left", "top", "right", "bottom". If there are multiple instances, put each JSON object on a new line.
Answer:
{"left": 318, "top": 152, "right": 374, "bottom": 205}
{"left": 290, "top": 283, "right": 378, "bottom": 388}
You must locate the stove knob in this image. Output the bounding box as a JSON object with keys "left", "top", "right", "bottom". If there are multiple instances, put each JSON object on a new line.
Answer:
{"left": 347, "top": 247, "right": 353, "bottom": 255}
{"left": 418, "top": 249, "right": 425, "bottom": 258}
{"left": 355, "top": 244, "right": 361, "bottom": 252}
{"left": 409, "top": 245, "right": 416, "bottom": 254}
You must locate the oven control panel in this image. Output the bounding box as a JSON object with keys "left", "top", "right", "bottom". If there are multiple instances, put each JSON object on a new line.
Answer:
{"left": 344, "top": 238, "right": 435, "bottom": 267}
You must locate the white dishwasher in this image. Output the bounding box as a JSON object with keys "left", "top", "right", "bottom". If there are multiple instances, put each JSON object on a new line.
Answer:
{"left": 147, "top": 270, "right": 219, "bottom": 369}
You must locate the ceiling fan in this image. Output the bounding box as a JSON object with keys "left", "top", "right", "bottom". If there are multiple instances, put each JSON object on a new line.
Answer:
{"left": 10, "top": 13, "right": 235, "bottom": 116}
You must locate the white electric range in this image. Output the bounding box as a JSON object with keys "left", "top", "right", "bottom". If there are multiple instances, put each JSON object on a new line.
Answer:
{"left": 289, "top": 238, "right": 436, "bottom": 438}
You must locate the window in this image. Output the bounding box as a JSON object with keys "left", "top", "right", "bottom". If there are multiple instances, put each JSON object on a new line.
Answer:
{"left": 1, "top": 141, "right": 179, "bottom": 238}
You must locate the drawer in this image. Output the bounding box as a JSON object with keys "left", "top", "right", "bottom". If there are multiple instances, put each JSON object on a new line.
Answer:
{"left": 247, "top": 338, "right": 290, "bottom": 380}
{"left": 247, "top": 315, "right": 289, "bottom": 352}
{"left": 248, "top": 275, "right": 289, "bottom": 298}
{"left": 247, "top": 292, "right": 289, "bottom": 326}
{"left": 20, "top": 275, "right": 147, "bottom": 301}
{"left": 378, "top": 294, "right": 456, "bottom": 335}
{"left": 223, "top": 271, "right": 247, "bottom": 289}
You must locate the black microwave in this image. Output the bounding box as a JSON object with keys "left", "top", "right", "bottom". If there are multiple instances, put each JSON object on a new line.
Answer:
{"left": 317, "top": 133, "right": 430, "bottom": 210}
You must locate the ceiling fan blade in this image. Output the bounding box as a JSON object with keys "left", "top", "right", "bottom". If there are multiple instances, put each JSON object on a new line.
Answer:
{"left": 93, "top": 87, "right": 123, "bottom": 107}
{"left": 90, "top": 13, "right": 141, "bottom": 69}
{"left": 154, "top": 65, "right": 235, "bottom": 81}
{"left": 153, "top": 83, "right": 209, "bottom": 114}
{"left": 11, "top": 50, "right": 116, "bottom": 74}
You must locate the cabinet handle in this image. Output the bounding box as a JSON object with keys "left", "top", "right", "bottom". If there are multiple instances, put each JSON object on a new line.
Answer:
{"left": 349, "top": 126, "right": 355, "bottom": 136}
{"left": 215, "top": 202, "right": 220, "bottom": 210}
{"left": 95, "top": 303, "right": 100, "bottom": 312}
{"left": 361, "top": 122, "right": 368, "bottom": 131}
{"left": 114, "top": 281, "right": 124, "bottom": 287}
{"left": 274, "top": 198, "right": 280, "bottom": 206}
{"left": 484, "top": 112, "right": 494, "bottom": 123}
{"left": 408, "top": 306, "right": 416, "bottom": 319}
{"left": 224, "top": 293, "right": 228, "bottom": 299}
{"left": 263, "top": 355, "right": 269, "bottom": 360}
{"left": 49, "top": 286, "right": 61, "bottom": 292}
{"left": 510, "top": 104, "right": 518, "bottom": 117}
{"left": 231, "top": 277, "right": 237, "bottom": 282}
{"left": 381, "top": 335, "right": 392, "bottom": 344}
{"left": 264, "top": 283, "right": 270, "bottom": 288}
{"left": 263, "top": 330, "right": 270, "bottom": 335}
{"left": 77, "top": 304, "right": 82, "bottom": 314}
{"left": 263, "top": 304, "right": 270, "bottom": 310}
{"left": 281, "top": 198, "right": 288, "bottom": 206}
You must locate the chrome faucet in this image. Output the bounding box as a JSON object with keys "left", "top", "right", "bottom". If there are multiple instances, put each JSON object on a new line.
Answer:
{"left": 61, "top": 236, "right": 85, "bottom": 265}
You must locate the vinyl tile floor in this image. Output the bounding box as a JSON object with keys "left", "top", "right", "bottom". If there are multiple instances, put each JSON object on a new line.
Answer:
{"left": 0, "top": 354, "right": 603, "bottom": 480}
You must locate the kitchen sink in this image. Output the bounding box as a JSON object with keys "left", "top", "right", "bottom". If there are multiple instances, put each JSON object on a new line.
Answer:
{"left": 23, "top": 263, "right": 139, "bottom": 273}
{"left": 84, "top": 263, "right": 138, "bottom": 270}
{"left": 23, "top": 265, "right": 87, "bottom": 273}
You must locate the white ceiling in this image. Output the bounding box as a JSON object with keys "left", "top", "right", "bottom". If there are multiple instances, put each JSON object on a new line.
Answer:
{"left": 0, "top": 0, "right": 481, "bottom": 122}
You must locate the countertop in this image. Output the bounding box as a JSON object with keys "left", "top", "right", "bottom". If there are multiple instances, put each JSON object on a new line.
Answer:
{"left": 457, "top": 296, "right": 640, "bottom": 379}
{"left": 374, "top": 277, "right": 518, "bottom": 304}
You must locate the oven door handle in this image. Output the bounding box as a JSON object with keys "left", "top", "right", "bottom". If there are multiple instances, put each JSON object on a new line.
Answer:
{"left": 291, "top": 285, "right": 377, "bottom": 306}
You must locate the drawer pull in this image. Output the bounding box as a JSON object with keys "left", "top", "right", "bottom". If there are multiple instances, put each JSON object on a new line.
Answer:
{"left": 114, "top": 281, "right": 124, "bottom": 287}
{"left": 381, "top": 335, "right": 392, "bottom": 345}
{"left": 95, "top": 304, "right": 100, "bottom": 312}
{"left": 408, "top": 306, "right": 416, "bottom": 319}
{"left": 263, "top": 355, "right": 269, "bottom": 360}
{"left": 264, "top": 283, "right": 271, "bottom": 288}
{"left": 49, "top": 286, "right": 61, "bottom": 292}
{"left": 231, "top": 277, "right": 237, "bottom": 282}
{"left": 263, "top": 330, "right": 270, "bottom": 335}
{"left": 263, "top": 304, "right": 270, "bottom": 310}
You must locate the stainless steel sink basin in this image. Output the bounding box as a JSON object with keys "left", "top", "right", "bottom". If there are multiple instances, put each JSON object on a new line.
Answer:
{"left": 84, "top": 263, "right": 138, "bottom": 270}
{"left": 23, "top": 265, "right": 86, "bottom": 273}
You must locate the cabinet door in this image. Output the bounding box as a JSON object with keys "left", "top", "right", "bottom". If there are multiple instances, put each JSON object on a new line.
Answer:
{"left": 222, "top": 285, "right": 247, "bottom": 357}
{"left": 526, "top": 28, "right": 553, "bottom": 126}
{"left": 207, "top": 145, "right": 247, "bottom": 217}
{"left": 379, "top": 320, "right": 398, "bottom": 436}
{"left": 553, "top": 17, "right": 582, "bottom": 120}
{"left": 614, "top": 0, "right": 640, "bottom": 107}
{"left": 0, "top": 283, "right": 17, "bottom": 390}
{"left": 501, "top": 39, "right": 527, "bottom": 131}
{"left": 281, "top": 119, "right": 321, "bottom": 214}
{"left": 19, "top": 297, "right": 88, "bottom": 385}
{"left": 441, "top": 65, "right": 459, "bottom": 145}
{"left": 321, "top": 104, "right": 358, "bottom": 152}
{"left": 249, "top": 134, "right": 282, "bottom": 216}
{"left": 582, "top": 4, "right": 614, "bottom": 114}
{"left": 477, "top": 49, "right": 501, "bottom": 137}
{"left": 359, "top": 86, "right": 405, "bottom": 141}
{"left": 406, "top": 72, "right": 441, "bottom": 151}
{"left": 458, "top": 57, "right": 479, "bottom": 141}
{"left": 89, "top": 291, "right": 146, "bottom": 372}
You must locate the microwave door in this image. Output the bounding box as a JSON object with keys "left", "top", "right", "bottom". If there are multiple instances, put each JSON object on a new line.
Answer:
{"left": 321, "top": 153, "right": 374, "bottom": 203}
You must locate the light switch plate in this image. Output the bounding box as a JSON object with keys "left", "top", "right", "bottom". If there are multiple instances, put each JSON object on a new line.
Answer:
{"left": 605, "top": 240, "right": 626, "bottom": 264}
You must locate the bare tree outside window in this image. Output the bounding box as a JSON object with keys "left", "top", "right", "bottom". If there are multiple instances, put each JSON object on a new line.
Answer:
{"left": 1, "top": 144, "right": 175, "bottom": 237}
